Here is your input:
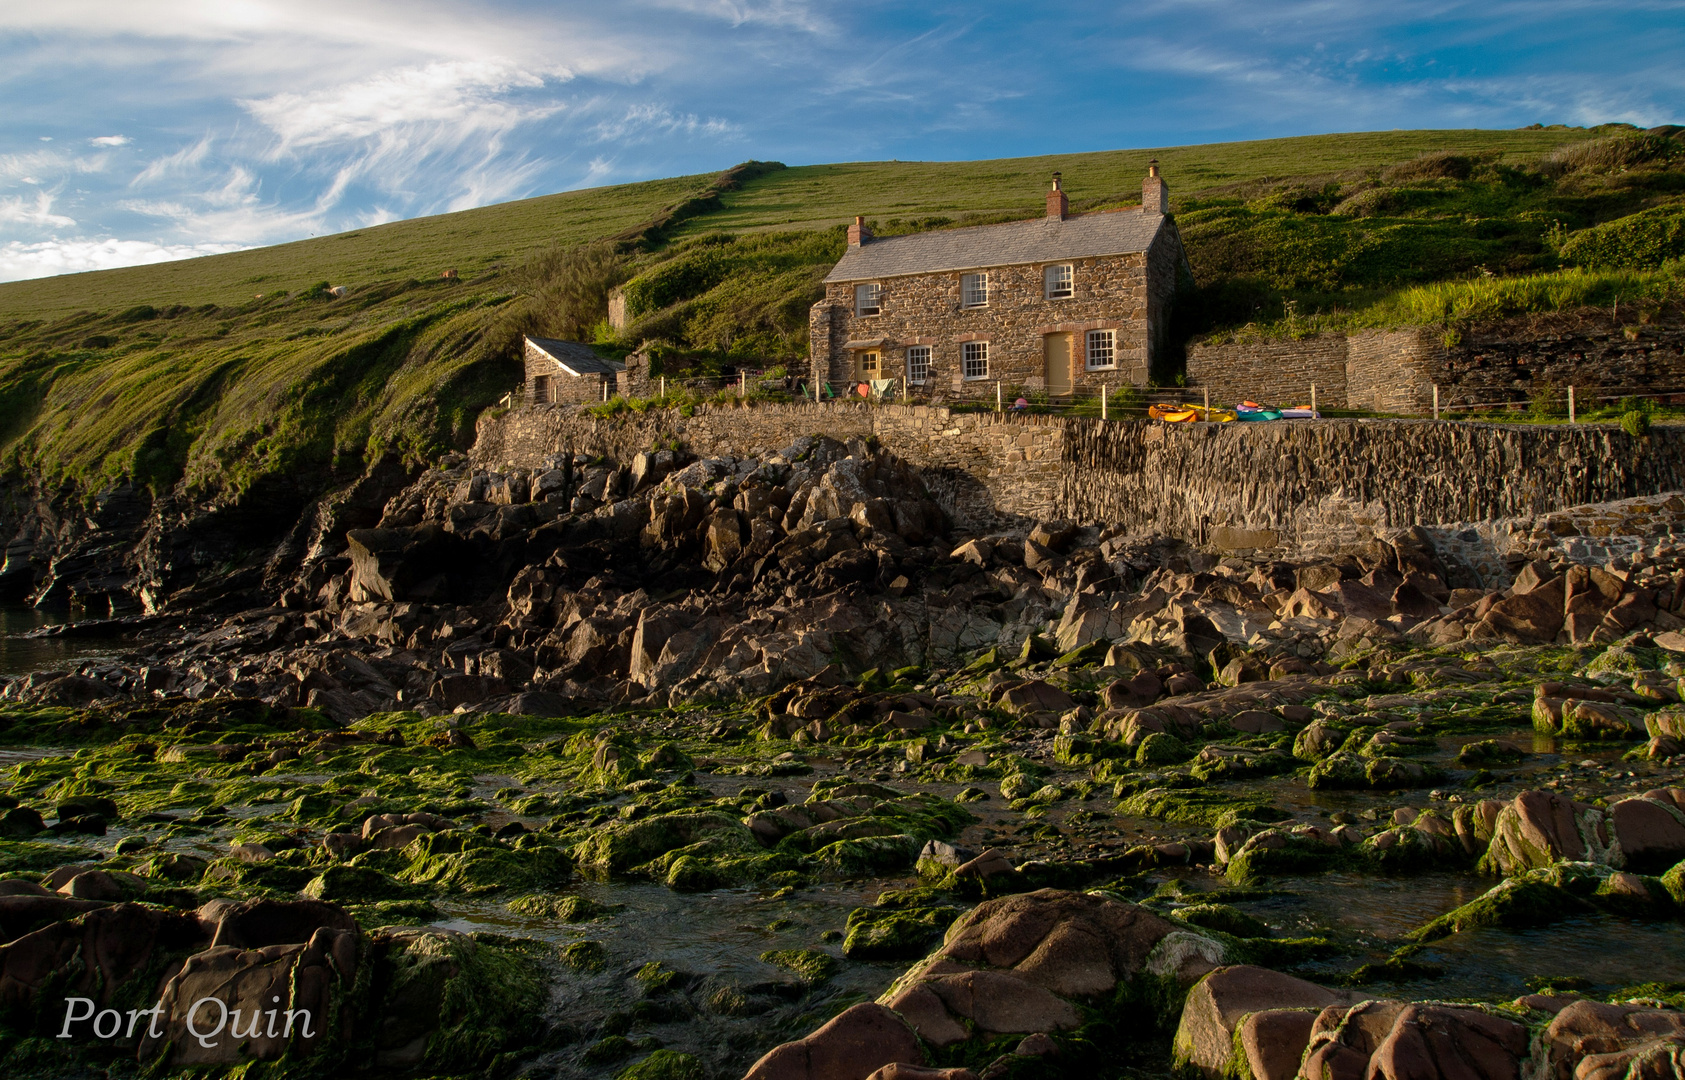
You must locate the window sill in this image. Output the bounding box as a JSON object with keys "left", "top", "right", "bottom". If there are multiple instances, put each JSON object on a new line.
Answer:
{"left": 1085, "top": 366, "right": 1118, "bottom": 372}
{"left": 962, "top": 375, "right": 991, "bottom": 382}
{"left": 960, "top": 304, "right": 989, "bottom": 310}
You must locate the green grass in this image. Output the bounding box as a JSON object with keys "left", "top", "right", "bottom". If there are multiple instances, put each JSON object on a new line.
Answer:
{"left": 0, "top": 123, "right": 1678, "bottom": 501}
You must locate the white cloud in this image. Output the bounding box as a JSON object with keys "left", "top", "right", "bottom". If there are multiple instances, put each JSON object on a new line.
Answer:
{"left": 89, "top": 135, "right": 131, "bottom": 146}
{"left": 240, "top": 60, "right": 555, "bottom": 150}
{"left": 0, "top": 192, "right": 77, "bottom": 228}
{"left": 590, "top": 103, "right": 738, "bottom": 143}
{"left": 0, "top": 237, "right": 246, "bottom": 283}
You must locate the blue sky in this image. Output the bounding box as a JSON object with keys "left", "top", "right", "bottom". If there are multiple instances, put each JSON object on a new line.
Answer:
{"left": 1, "top": 1, "right": 1681, "bottom": 282}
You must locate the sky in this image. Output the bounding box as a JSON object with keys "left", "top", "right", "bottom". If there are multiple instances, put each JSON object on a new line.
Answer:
{"left": 1, "top": 1, "right": 1681, "bottom": 283}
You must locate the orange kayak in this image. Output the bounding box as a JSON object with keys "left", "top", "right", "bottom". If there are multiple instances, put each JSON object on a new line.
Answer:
{"left": 1149, "top": 403, "right": 1198, "bottom": 422}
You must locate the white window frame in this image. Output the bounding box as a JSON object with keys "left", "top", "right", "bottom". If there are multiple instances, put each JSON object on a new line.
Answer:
{"left": 1085, "top": 328, "right": 1112, "bottom": 370}
{"left": 962, "top": 341, "right": 989, "bottom": 380}
{"left": 857, "top": 350, "right": 881, "bottom": 378}
{"left": 855, "top": 283, "right": 882, "bottom": 316}
{"left": 1044, "top": 264, "right": 1074, "bottom": 299}
{"left": 906, "top": 345, "right": 931, "bottom": 385}
{"left": 960, "top": 272, "right": 989, "bottom": 308}
{"left": 1085, "top": 329, "right": 1116, "bottom": 371}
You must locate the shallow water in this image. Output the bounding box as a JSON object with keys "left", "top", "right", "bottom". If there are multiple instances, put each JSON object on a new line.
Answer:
{"left": 0, "top": 605, "right": 125, "bottom": 676}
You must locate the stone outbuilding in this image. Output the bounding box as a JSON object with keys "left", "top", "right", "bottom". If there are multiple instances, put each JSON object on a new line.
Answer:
{"left": 523, "top": 336, "right": 626, "bottom": 404}
{"left": 809, "top": 165, "right": 1192, "bottom": 401}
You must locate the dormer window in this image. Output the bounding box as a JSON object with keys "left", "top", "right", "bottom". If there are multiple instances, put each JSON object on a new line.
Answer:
{"left": 961, "top": 272, "right": 989, "bottom": 308}
{"left": 855, "top": 283, "right": 882, "bottom": 316}
{"left": 1044, "top": 264, "right": 1073, "bottom": 299}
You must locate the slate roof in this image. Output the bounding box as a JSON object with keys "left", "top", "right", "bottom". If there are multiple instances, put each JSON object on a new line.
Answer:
{"left": 526, "top": 336, "right": 625, "bottom": 376}
{"left": 824, "top": 210, "right": 1165, "bottom": 283}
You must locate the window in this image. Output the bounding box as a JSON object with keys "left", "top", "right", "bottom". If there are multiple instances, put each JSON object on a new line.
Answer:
{"left": 1085, "top": 329, "right": 1116, "bottom": 370}
{"left": 1044, "top": 264, "right": 1073, "bottom": 299}
{"left": 962, "top": 341, "right": 989, "bottom": 380}
{"left": 906, "top": 345, "right": 931, "bottom": 385}
{"left": 856, "top": 351, "right": 880, "bottom": 378}
{"left": 855, "top": 283, "right": 882, "bottom": 316}
{"left": 960, "top": 272, "right": 989, "bottom": 308}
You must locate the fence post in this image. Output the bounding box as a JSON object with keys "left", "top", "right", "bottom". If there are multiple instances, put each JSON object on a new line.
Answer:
{"left": 996, "top": 381, "right": 1002, "bottom": 413}
{"left": 1568, "top": 385, "right": 1576, "bottom": 424}
{"left": 1203, "top": 387, "right": 1210, "bottom": 416}
{"left": 660, "top": 375, "right": 665, "bottom": 399}
{"left": 1101, "top": 383, "right": 1108, "bottom": 421}
{"left": 1311, "top": 383, "right": 1317, "bottom": 416}
{"left": 1433, "top": 385, "right": 1440, "bottom": 421}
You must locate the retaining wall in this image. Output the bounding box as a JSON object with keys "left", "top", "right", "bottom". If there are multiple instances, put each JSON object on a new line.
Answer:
{"left": 472, "top": 403, "right": 1685, "bottom": 573}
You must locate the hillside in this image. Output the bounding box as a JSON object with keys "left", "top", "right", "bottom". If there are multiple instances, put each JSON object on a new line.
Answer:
{"left": 0, "top": 125, "right": 1681, "bottom": 507}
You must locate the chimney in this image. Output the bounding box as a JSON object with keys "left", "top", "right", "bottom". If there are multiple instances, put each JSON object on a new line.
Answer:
{"left": 847, "top": 215, "right": 872, "bottom": 247}
{"left": 1046, "top": 172, "right": 1067, "bottom": 221}
{"left": 1142, "top": 160, "right": 1169, "bottom": 215}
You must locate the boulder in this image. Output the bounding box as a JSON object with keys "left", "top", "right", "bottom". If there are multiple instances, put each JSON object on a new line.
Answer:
{"left": 1472, "top": 584, "right": 1564, "bottom": 644}
{"left": 1301, "top": 1001, "right": 1527, "bottom": 1080}
{"left": 346, "top": 525, "right": 467, "bottom": 603}
{"left": 1609, "top": 789, "right": 1685, "bottom": 873}
{"left": 1480, "top": 791, "right": 1617, "bottom": 876}
{"left": 1534, "top": 1000, "right": 1685, "bottom": 1080}
{"left": 743, "top": 1002, "right": 925, "bottom": 1080}
{"left": 1173, "top": 965, "right": 1354, "bottom": 1078}
{"left": 996, "top": 681, "right": 1075, "bottom": 717}
{"left": 139, "top": 925, "right": 358, "bottom": 1065}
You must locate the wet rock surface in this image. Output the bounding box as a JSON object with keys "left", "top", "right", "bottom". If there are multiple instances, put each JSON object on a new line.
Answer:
{"left": 0, "top": 435, "right": 1683, "bottom": 1078}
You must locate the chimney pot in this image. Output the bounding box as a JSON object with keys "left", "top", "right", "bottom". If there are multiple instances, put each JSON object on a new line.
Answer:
{"left": 847, "top": 215, "right": 872, "bottom": 247}
{"left": 1142, "top": 162, "right": 1169, "bottom": 215}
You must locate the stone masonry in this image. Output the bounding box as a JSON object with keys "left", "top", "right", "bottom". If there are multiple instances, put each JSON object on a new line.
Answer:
{"left": 474, "top": 402, "right": 1685, "bottom": 577}
{"left": 811, "top": 169, "right": 1190, "bottom": 405}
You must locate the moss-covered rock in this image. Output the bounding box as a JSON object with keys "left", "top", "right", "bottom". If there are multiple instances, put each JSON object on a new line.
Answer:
{"left": 1307, "top": 750, "right": 1440, "bottom": 790}
{"left": 1408, "top": 867, "right": 1600, "bottom": 942}
{"left": 507, "top": 893, "right": 617, "bottom": 921}
{"left": 616, "top": 1049, "right": 705, "bottom": 1080}
{"left": 303, "top": 864, "right": 420, "bottom": 902}
{"left": 759, "top": 948, "right": 838, "bottom": 983}
{"left": 371, "top": 928, "right": 549, "bottom": 1073}
{"left": 1118, "top": 788, "right": 1290, "bottom": 828}
{"left": 1173, "top": 902, "right": 1272, "bottom": 938}
{"left": 1135, "top": 732, "right": 1190, "bottom": 766}
{"left": 574, "top": 811, "right": 755, "bottom": 877}
{"left": 398, "top": 831, "right": 571, "bottom": 895}
{"left": 842, "top": 904, "right": 960, "bottom": 959}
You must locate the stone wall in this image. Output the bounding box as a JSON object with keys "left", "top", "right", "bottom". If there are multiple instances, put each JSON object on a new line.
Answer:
{"left": 1056, "top": 418, "right": 1685, "bottom": 556}
{"left": 473, "top": 403, "right": 1685, "bottom": 576}
{"left": 1183, "top": 334, "right": 1350, "bottom": 409}
{"left": 1187, "top": 316, "right": 1685, "bottom": 417}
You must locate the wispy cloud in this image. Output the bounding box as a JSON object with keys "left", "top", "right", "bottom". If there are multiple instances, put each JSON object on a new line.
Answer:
{"left": 0, "top": 192, "right": 76, "bottom": 228}
{"left": 0, "top": 238, "right": 245, "bottom": 283}
{"left": 590, "top": 104, "right": 738, "bottom": 144}
{"left": 89, "top": 135, "right": 130, "bottom": 147}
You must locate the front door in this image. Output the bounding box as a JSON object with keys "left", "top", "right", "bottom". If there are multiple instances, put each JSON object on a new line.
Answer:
{"left": 1045, "top": 333, "right": 1073, "bottom": 396}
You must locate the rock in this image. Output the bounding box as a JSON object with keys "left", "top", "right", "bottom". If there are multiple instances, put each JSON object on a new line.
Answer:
{"left": 140, "top": 925, "right": 358, "bottom": 1065}
{"left": 56, "top": 869, "right": 144, "bottom": 901}
{"left": 951, "top": 540, "right": 993, "bottom": 567}
{"left": 345, "top": 525, "right": 466, "bottom": 603}
{"left": 1609, "top": 789, "right": 1685, "bottom": 873}
{"left": 1473, "top": 582, "right": 1565, "bottom": 644}
{"left": 1535, "top": 1000, "right": 1685, "bottom": 1080}
{"left": 1480, "top": 791, "right": 1616, "bottom": 876}
{"left": 996, "top": 681, "right": 1075, "bottom": 716}
{"left": 743, "top": 1002, "right": 925, "bottom": 1080}
{"left": 1301, "top": 1001, "right": 1527, "bottom": 1080}
{"left": 1173, "top": 965, "right": 1353, "bottom": 1078}
{"left": 864, "top": 1067, "right": 978, "bottom": 1080}
{"left": 875, "top": 889, "right": 1222, "bottom": 1055}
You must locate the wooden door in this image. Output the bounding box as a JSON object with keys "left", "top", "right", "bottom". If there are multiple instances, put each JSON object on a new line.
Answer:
{"left": 1045, "top": 333, "right": 1073, "bottom": 396}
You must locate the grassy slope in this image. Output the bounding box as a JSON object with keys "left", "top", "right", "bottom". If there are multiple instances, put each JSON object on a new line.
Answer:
{"left": 683, "top": 129, "right": 1595, "bottom": 234}
{"left": 0, "top": 126, "right": 1673, "bottom": 502}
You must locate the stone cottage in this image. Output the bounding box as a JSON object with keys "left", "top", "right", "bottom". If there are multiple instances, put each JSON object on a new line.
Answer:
{"left": 809, "top": 165, "right": 1192, "bottom": 400}
{"left": 523, "top": 336, "right": 626, "bottom": 404}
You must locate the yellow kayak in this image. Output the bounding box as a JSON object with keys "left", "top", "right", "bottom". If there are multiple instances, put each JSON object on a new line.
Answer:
{"left": 1149, "top": 403, "right": 1199, "bottom": 422}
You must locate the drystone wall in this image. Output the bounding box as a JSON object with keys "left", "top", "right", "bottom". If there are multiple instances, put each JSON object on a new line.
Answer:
{"left": 473, "top": 403, "right": 1685, "bottom": 579}
{"left": 1187, "top": 316, "right": 1685, "bottom": 417}
{"left": 1056, "top": 418, "right": 1685, "bottom": 554}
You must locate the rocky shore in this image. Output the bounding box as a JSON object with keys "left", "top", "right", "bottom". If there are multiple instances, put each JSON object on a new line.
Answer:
{"left": 1, "top": 431, "right": 1684, "bottom": 1078}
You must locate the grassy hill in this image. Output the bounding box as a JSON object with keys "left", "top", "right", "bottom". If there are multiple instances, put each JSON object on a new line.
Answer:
{"left": 0, "top": 125, "right": 1680, "bottom": 505}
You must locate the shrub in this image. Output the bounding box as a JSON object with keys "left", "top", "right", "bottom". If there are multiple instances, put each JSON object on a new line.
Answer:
{"left": 1558, "top": 206, "right": 1685, "bottom": 270}
{"left": 1621, "top": 409, "right": 1652, "bottom": 437}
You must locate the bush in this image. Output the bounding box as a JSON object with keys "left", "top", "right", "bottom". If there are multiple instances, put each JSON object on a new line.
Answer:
{"left": 1558, "top": 206, "right": 1685, "bottom": 270}
{"left": 1621, "top": 409, "right": 1652, "bottom": 437}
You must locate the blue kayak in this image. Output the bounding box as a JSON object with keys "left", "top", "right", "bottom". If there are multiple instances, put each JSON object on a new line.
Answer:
{"left": 1235, "top": 408, "right": 1281, "bottom": 421}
